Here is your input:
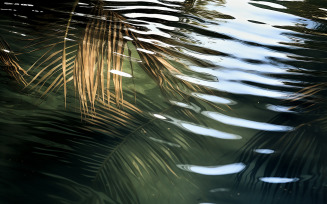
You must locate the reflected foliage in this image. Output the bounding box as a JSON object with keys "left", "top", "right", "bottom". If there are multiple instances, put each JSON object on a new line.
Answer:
{"left": 236, "top": 84, "right": 327, "bottom": 204}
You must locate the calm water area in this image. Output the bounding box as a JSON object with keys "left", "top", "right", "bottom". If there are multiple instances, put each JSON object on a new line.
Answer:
{"left": 0, "top": 0, "right": 327, "bottom": 203}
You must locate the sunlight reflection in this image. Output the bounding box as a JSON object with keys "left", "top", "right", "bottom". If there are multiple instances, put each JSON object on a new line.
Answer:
{"left": 266, "top": 104, "right": 294, "bottom": 113}
{"left": 192, "top": 92, "right": 236, "bottom": 105}
{"left": 253, "top": 149, "right": 275, "bottom": 154}
{"left": 164, "top": 116, "right": 242, "bottom": 140}
{"left": 190, "top": 66, "right": 297, "bottom": 87}
{"left": 180, "top": 123, "right": 242, "bottom": 140}
{"left": 250, "top": 1, "right": 287, "bottom": 9}
{"left": 124, "top": 13, "right": 179, "bottom": 21}
{"left": 177, "top": 163, "right": 246, "bottom": 175}
{"left": 153, "top": 114, "right": 167, "bottom": 120}
{"left": 260, "top": 177, "right": 300, "bottom": 183}
{"left": 110, "top": 70, "right": 132, "bottom": 78}
{"left": 169, "top": 100, "right": 201, "bottom": 112}
{"left": 176, "top": 74, "right": 291, "bottom": 99}
{"left": 217, "top": 57, "right": 291, "bottom": 74}
{"left": 108, "top": 5, "right": 180, "bottom": 12}
{"left": 102, "top": 0, "right": 182, "bottom": 7}
{"left": 136, "top": 48, "right": 155, "bottom": 54}
{"left": 202, "top": 111, "right": 294, "bottom": 131}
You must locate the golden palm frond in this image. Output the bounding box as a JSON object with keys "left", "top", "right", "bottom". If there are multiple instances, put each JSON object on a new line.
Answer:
{"left": 0, "top": 37, "right": 27, "bottom": 85}
{"left": 74, "top": 6, "right": 129, "bottom": 113}
{"left": 289, "top": 83, "right": 324, "bottom": 102}
{"left": 0, "top": 1, "right": 238, "bottom": 203}
{"left": 21, "top": 0, "right": 207, "bottom": 115}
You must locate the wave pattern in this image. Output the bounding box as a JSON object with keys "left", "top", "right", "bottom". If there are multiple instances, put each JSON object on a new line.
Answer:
{"left": 1, "top": 0, "right": 327, "bottom": 204}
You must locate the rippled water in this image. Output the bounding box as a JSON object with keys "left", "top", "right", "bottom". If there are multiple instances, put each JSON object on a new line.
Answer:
{"left": 1, "top": 0, "right": 327, "bottom": 203}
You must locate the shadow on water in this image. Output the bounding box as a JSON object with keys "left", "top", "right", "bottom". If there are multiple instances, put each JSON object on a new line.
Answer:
{"left": 235, "top": 85, "right": 327, "bottom": 204}
{"left": 1, "top": 0, "right": 327, "bottom": 203}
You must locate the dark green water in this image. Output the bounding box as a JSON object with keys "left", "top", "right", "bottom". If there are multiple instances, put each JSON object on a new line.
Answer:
{"left": 1, "top": 0, "right": 327, "bottom": 203}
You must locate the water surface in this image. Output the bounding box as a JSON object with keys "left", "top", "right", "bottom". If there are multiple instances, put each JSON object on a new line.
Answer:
{"left": 0, "top": 0, "right": 327, "bottom": 203}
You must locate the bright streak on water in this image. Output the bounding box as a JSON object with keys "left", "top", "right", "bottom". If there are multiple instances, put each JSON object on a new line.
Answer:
{"left": 191, "top": 93, "right": 236, "bottom": 105}
{"left": 260, "top": 177, "right": 300, "bottom": 183}
{"left": 222, "top": 0, "right": 303, "bottom": 26}
{"left": 254, "top": 149, "right": 275, "bottom": 154}
{"left": 153, "top": 114, "right": 167, "bottom": 120}
{"left": 108, "top": 5, "right": 180, "bottom": 12}
{"left": 164, "top": 116, "right": 242, "bottom": 139}
{"left": 177, "top": 163, "right": 246, "bottom": 175}
{"left": 124, "top": 13, "right": 179, "bottom": 21}
{"left": 190, "top": 66, "right": 297, "bottom": 87}
{"left": 110, "top": 70, "right": 132, "bottom": 78}
{"left": 180, "top": 123, "right": 242, "bottom": 140}
{"left": 266, "top": 104, "right": 294, "bottom": 113}
{"left": 202, "top": 111, "right": 294, "bottom": 131}
{"left": 102, "top": 0, "right": 182, "bottom": 7}
{"left": 20, "top": 4, "right": 34, "bottom": 7}
{"left": 164, "top": 0, "right": 183, "bottom": 2}
{"left": 250, "top": 1, "right": 287, "bottom": 9}
{"left": 136, "top": 48, "right": 155, "bottom": 54}
{"left": 216, "top": 57, "right": 291, "bottom": 74}
{"left": 123, "top": 36, "right": 133, "bottom": 41}
{"left": 176, "top": 74, "right": 291, "bottom": 99}
{"left": 169, "top": 100, "right": 201, "bottom": 112}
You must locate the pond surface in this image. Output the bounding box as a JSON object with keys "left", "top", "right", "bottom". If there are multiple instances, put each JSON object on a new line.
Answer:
{"left": 1, "top": 0, "right": 327, "bottom": 204}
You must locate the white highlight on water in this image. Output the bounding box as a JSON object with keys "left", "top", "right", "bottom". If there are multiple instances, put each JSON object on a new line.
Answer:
{"left": 254, "top": 149, "right": 275, "bottom": 154}
{"left": 110, "top": 70, "right": 132, "bottom": 78}
{"left": 177, "top": 163, "right": 246, "bottom": 175}
{"left": 260, "top": 177, "right": 300, "bottom": 183}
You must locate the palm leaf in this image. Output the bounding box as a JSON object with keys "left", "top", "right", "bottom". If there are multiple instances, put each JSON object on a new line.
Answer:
{"left": 1, "top": 1, "right": 222, "bottom": 203}
{"left": 20, "top": 0, "right": 206, "bottom": 115}
{"left": 10, "top": 90, "right": 206, "bottom": 204}
{"left": 0, "top": 37, "right": 27, "bottom": 85}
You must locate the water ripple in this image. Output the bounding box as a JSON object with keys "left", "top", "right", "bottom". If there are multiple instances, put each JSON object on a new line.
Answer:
{"left": 202, "top": 111, "right": 294, "bottom": 131}
{"left": 1, "top": 0, "right": 327, "bottom": 203}
{"left": 176, "top": 74, "right": 292, "bottom": 99}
